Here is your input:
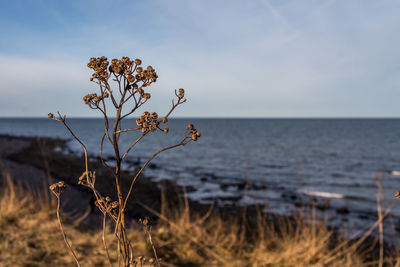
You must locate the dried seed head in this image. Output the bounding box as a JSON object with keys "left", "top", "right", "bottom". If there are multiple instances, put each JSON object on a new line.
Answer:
{"left": 127, "top": 75, "right": 135, "bottom": 83}
{"left": 48, "top": 113, "right": 54, "bottom": 119}
{"left": 49, "top": 181, "right": 67, "bottom": 193}
{"left": 83, "top": 93, "right": 97, "bottom": 105}
{"left": 177, "top": 88, "right": 185, "bottom": 99}
{"left": 187, "top": 123, "right": 194, "bottom": 130}
{"left": 395, "top": 191, "right": 400, "bottom": 199}
{"left": 196, "top": 131, "right": 201, "bottom": 137}
{"left": 136, "top": 67, "right": 143, "bottom": 73}
{"left": 134, "top": 59, "right": 142, "bottom": 65}
{"left": 78, "top": 172, "right": 86, "bottom": 184}
{"left": 143, "top": 93, "right": 151, "bottom": 99}
{"left": 111, "top": 201, "right": 119, "bottom": 209}
{"left": 151, "top": 112, "right": 158, "bottom": 119}
{"left": 121, "top": 56, "right": 130, "bottom": 64}
{"left": 163, "top": 127, "right": 169, "bottom": 133}
{"left": 141, "top": 128, "right": 147, "bottom": 133}
{"left": 162, "top": 117, "right": 168, "bottom": 123}
{"left": 191, "top": 134, "right": 198, "bottom": 141}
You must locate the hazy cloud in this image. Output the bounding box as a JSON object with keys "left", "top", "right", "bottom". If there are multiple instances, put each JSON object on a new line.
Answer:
{"left": 0, "top": 0, "right": 399, "bottom": 117}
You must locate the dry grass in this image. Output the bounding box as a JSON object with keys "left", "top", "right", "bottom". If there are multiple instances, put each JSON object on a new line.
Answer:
{"left": 0, "top": 172, "right": 151, "bottom": 266}
{"left": 149, "top": 199, "right": 366, "bottom": 266}
{"left": 1, "top": 172, "right": 400, "bottom": 266}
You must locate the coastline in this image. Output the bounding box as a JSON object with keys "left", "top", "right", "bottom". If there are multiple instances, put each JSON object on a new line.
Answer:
{"left": 0, "top": 134, "right": 246, "bottom": 225}
{"left": 0, "top": 134, "right": 397, "bottom": 264}
{"left": 0, "top": 133, "right": 323, "bottom": 230}
{"left": 0, "top": 133, "right": 394, "bottom": 225}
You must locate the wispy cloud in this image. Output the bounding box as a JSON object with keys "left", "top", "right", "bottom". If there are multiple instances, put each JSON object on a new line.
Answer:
{"left": 0, "top": 0, "right": 399, "bottom": 117}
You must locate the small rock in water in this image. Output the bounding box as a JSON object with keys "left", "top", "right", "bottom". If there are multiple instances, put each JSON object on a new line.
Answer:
{"left": 237, "top": 182, "right": 247, "bottom": 190}
{"left": 148, "top": 163, "right": 157, "bottom": 169}
{"left": 337, "top": 206, "right": 349, "bottom": 214}
{"left": 220, "top": 184, "right": 229, "bottom": 191}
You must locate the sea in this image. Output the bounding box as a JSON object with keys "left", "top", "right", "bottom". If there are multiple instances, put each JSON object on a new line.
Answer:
{"left": 1, "top": 118, "right": 400, "bottom": 236}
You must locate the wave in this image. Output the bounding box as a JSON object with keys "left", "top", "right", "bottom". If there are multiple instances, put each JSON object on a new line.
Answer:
{"left": 299, "top": 190, "right": 345, "bottom": 199}
{"left": 391, "top": 170, "right": 400, "bottom": 176}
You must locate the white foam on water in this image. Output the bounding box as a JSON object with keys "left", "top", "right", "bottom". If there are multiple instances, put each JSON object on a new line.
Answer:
{"left": 391, "top": 170, "right": 400, "bottom": 176}
{"left": 300, "top": 190, "right": 345, "bottom": 199}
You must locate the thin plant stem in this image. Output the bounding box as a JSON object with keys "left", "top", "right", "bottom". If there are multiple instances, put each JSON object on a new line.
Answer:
{"left": 55, "top": 195, "right": 81, "bottom": 267}
{"left": 376, "top": 173, "right": 384, "bottom": 267}
{"left": 144, "top": 226, "right": 160, "bottom": 267}
{"left": 56, "top": 113, "right": 89, "bottom": 176}
{"left": 121, "top": 133, "right": 147, "bottom": 160}
{"left": 102, "top": 212, "right": 114, "bottom": 267}
{"left": 123, "top": 139, "right": 192, "bottom": 210}
{"left": 115, "top": 127, "right": 141, "bottom": 134}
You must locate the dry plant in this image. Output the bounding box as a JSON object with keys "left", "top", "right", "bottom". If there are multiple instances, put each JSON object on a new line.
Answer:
{"left": 48, "top": 56, "right": 201, "bottom": 267}
{"left": 140, "top": 188, "right": 367, "bottom": 267}
{"left": 4, "top": 169, "right": 400, "bottom": 266}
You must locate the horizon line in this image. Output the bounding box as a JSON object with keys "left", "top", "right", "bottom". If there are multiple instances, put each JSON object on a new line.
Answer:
{"left": 1, "top": 116, "right": 400, "bottom": 119}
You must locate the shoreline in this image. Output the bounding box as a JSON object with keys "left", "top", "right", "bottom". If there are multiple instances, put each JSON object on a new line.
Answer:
{"left": 0, "top": 134, "right": 265, "bottom": 225}
{"left": 0, "top": 134, "right": 393, "bottom": 225}
{"left": 1, "top": 134, "right": 399, "bottom": 261}
{"left": 0, "top": 134, "right": 339, "bottom": 230}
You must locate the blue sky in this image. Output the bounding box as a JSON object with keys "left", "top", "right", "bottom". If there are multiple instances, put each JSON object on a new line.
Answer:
{"left": 0, "top": 0, "right": 399, "bottom": 117}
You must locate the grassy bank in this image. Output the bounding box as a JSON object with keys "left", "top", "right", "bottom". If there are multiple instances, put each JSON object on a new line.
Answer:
{"left": 2, "top": 168, "right": 399, "bottom": 266}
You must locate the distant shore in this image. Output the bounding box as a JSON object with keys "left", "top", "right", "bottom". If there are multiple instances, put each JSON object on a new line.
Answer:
{"left": 0, "top": 134, "right": 390, "bottom": 226}
{"left": 1, "top": 134, "right": 397, "bottom": 265}
{"left": 0, "top": 134, "right": 259, "bottom": 226}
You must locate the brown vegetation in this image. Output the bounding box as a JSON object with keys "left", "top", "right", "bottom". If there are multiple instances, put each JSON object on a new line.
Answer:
{"left": 2, "top": 171, "right": 400, "bottom": 266}
{"left": 47, "top": 56, "right": 201, "bottom": 266}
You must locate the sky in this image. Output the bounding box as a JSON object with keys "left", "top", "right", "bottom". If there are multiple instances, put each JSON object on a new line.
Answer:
{"left": 0, "top": 0, "right": 399, "bottom": 118}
